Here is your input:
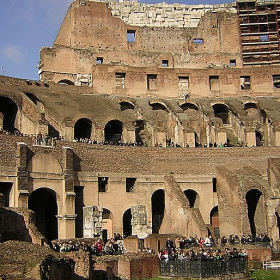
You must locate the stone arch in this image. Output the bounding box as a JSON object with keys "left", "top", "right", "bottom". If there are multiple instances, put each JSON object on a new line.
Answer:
{"left": 119, "top": 100, "right": 135, "bottom": 111}
{"left": 123, "top": 208, "right": 132, "bottom": 238}
{"left": 28, "top": 187, "right": 58, "bottom": 241}
{"left": 104, "top": 119, "right": 123, "bottom": 144}
{"left": 102, "top": 208, "right": 113, "bottom": 241}
{"left": 149, "top": 100, "right": 169, "bottom": 112}
{"left": 58, "top": 79, "right": 75, "bottom": 85}
{"left": 179, "top": 102, "right": 199, "bottom": 112}
{"left": 74, "top": 118, "right": 92, "bottom": 140}
{"left": 0, "top": 96, "right": 18, "bottom": 133}
{"left": 26, "top": 153, "right": 63, "bottom": 175}
{"left": 275, "top": 205, "right": 280, "bottom": 239}
{"left": 212, "top": 103, "right": 230, "bottom": 124}
{"left": 246, "top": 189, "right": 266, "bottom": 236}
{"left": 151, "top": 189, "right": 165, "bottom": 234}
{"left": 184, "top": 189, "right": 200, "bottom": 208}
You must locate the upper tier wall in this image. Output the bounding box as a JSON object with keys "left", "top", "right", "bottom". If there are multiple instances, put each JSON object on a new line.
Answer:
{"left": 103, "top": 0, "right": 236, "bottom": 28}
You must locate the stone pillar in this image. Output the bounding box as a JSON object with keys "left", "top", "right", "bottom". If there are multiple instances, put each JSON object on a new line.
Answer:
{"left": 83, "top": 206, "right": 103, "bottom": 238}
{"left": 61, "top": 146, "right": 76, "bottom": 238}
{"left": 16, "top": 142, "right": 29, "bottom": 207}
{"left": 56, "top": 214, "right": 77, "bottom": 239}
{"left": 131, "top": 205, "right": 152, "bottom": 239}
{"left": 246, "top": 131, "right": 256, "bottom": 147}
{"left": 185, "top": 132, "right": 195, "bottom": 147}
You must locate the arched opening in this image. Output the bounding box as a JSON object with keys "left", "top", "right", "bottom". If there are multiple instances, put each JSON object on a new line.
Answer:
{"left": 255, "top": 131, "right": 263, "bottom": 146}
{"left": 150, "top": 102, "right": 168, "bottom": 112}
{"left": 0, "top": 96, "right": 18, "bottom": 133}
{"left": 28, "top": 188, "right": 58, "bottom": 242}
{"left": 24, "top": 93, "right": 39, "bottom": 105}
{"left": 212, "top": 104, "right": 230, "bottom": 124}
{"left": 120, "top": 101, "right": 135, "bottom": 111}
{"left": 48, "top": 124, "right": 59, "bottom": 138}
{"left": 246, "top": 189, "right": 265, "bottom": 237}
{"left": 0, "top": 182, "right": 13, "bottom": 207}
{"left": 123, "top": 208, "right": 132, "bottom": 238}
{"left": 74, "top": 118, "right": 92, "bottom": 140}
{"left": 180, "top": 102, "right": 198, "bottom": 112}
{"left": 151, "top": 189, "right": 165, "bottom": 234}
{"left": 244, "top": 102, "right": 257, "bottom": 110}
{"left": 58, "top": 79, "right": 74, "bottom": 85}
{"left": 210, "top": 206, "right": 219, "bottom": 240}
{"left": 184, "top": 189, "right": 199, "bottom": 208}
{"left": 104, "top": 120, "right": 123, "bottom": 144}
{"left": 275, "top": 212, "right": 280, "bottom": 239}
{"left": 102, "top": 208, "right": 113, "bottom": 242}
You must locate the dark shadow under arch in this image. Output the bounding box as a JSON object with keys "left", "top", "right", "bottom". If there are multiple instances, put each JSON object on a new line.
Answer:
{"left": 213, "top": 104, "right": 229, "bottom": 124}
{"left": 104, "top": 120, "right": 123, "bottom": 144}
{"left": 184, "top": 189, "right": 199, "bottom": 208}
{"left": 0, "top": 96, "right": 18, "bottom": 133}
{"left": 152, "top": 189, "right": 165, "bottom": 234}
{"left": 123, "top": 208, "right": 132, "bottom": 238}
{"left": 74, "top": 118, "right": 92, "bottom": 139}
{"left": 58, "top": 79, "right": 74, "bottom": 85}
{"left": 28, "top": 188, "right": 58, "bottom": 242}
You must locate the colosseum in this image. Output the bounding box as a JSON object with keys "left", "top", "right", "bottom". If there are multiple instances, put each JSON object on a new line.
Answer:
{"left": 1, "top": 0, "right": 280, "bottom": 249}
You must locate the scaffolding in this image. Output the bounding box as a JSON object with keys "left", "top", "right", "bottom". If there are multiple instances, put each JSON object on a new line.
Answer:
{"left": 237, "top": 0, "right": 280, "bottom": 66}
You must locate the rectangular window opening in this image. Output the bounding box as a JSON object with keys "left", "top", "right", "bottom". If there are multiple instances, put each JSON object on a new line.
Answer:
{"left": 229, "top": 59, "right": 236, "bottom": 67}
{"left": 147, "top": 74, "right": 157, "bottom": 90}
{"left": 209, "top": 76, "right": 220, "bottom": 91}
{"left": 115, "top": 72, "right": 125, "bottom": 88}
{"left": 96, "top": 57, "right": 103, "bottom": 64}
{"left": 212, "top": 178, "right": 217, "bottom": 193}
{"left": 240, "top": 76, "right": 250, "bottom": 90}
{"left": 273, "top": 74, "right": 280, "bottom": 88}
{"left": 126, "top": 178, "right": 136, "bottom": 192}
{"left": 178, "top": 76, "right": 189, "bottom": 99}
{"left": 98, "top": 177, "right": 108, "bottom": 192}
{"left": 127, "top": 30, "right": 136, "bottom": 43}
{"left": 162, "top": 60, "right": 168, "bottom": 67}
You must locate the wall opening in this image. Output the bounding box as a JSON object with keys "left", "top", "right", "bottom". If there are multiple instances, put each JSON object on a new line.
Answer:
{"left": 74, "top": 118, "right": 92, "bottom": 140}
{"left": 184, "top": 189, "right": 199, "bottom": 208}
{"left": 134, "top": 120, "right": 146, "bottom": 146}
{"left": 127, "top": 30, "right": 136, "bottom": 43}
{"left": 48, "top": 124, "right": 59, "bottom": 138}
{"left": 147, "top": 74, "right": 157, "bottom": 90}
{"left": 0, "top": 182, "right": 12, "bottom": 207}
{"left": 273, "top": 74, "right": 280, "bottom": 88}
{"left": 212, "top": 104, "right": 230, "bottom": 124}
{"left": 126, "top": 178, "right": 136, "bottom": 192}
{"left": 255, "top": 130, "right": 263, "bottom": 146}
{"left": 104, "top": 120, "right": 123, "bottom": 144}
{"left": 98, "top": 177, "right": 108, "bottom": 192}
{"left": 115, "top": 73, "right": 125, "bottom": 88}
{"left": 0, "top": 96, "right": 18, "bottom": 133}
{"left": 210, "top": 206, "right": 219, "bottom": 240}
{"left": 96, "top": 57, "right": 103, "bottom": 64}
{"left": 74, "top": 186, "right": 84, "bottom": 238}
{"left": 102, "top": 208, "right": 113, "bottom": 242}
{"left": 240, "top": 76, "right": 251, "bottom": 90}
{"left": 178, "top": 76, "right": 189, "bottom": 99}
{"left": 28, "top": 188, "right": 58, "bottom": 242}
{"left": 152, "top": 189, "right": 165, "bottom": 234}
{"left": 246, "top": 189, "right": 265, "bottom": 236}
{"left": 123, "top": 208, "right": 132, "bottom": 237}
{"left": 58, "top": 79, "right": 74, "bottom": 85}
{"left": 209, "top": 76, "right": 220, "bottom": 91}
{"left": 120, "top": 101, "right": 135, "bottom": 111}
{"left": 212, "top": 178, "right": 217, "bottom": 192}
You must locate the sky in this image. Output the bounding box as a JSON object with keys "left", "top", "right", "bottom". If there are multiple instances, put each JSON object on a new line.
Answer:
{"left": 0, "top": 0, "right": 229, "bottom": 80}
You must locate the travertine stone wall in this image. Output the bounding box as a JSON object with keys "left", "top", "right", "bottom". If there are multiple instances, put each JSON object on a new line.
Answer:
{"left": 107, "top": 0, "right": 236, "bottom": 28}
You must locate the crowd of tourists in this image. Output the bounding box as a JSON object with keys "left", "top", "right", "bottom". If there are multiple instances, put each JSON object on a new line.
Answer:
{"left": 51, "top": 234, "right": 126, "bottom": 256}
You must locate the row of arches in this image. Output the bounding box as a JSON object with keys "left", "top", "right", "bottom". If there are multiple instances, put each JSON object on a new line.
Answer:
{"left": 22, "top": 186, "right": 267, "bottom": 242}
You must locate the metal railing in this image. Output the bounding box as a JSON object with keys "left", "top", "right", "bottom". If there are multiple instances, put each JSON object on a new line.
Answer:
{"left": 159, "top": 257, "right": 248, "bottom": 278}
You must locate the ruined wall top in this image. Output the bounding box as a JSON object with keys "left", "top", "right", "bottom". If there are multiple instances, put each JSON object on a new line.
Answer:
{"left": 82, "top": 0, "right": 236, "bottom": 28}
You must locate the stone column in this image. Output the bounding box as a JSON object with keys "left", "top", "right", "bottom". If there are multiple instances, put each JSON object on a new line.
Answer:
{"left": 131, "top": 205, "right": 152, "bottom": 239}
{"left": 56, "top": 214, "right": 77, "bottom": 239}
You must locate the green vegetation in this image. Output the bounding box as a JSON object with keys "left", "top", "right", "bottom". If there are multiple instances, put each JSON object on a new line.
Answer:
{"left": 252, "top": 269, "right": 280, "bottom": 280}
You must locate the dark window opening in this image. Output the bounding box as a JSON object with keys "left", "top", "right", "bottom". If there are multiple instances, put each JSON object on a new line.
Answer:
{"left": 184, "top": 189, "right": 198, "bottom": 208}
{"left": 115, "top": 73, "right": 125, "bottom": 88}
{"left": 24, "top": 93, "right": 38, "bottom": 105}
{"left": 244, "top": 102, "right": 257, "bottom": 110}
{"left": 162, "top": 60, "right": 168, "bottom": 67}
{"left": 209, "top": 76, "right": 220, "bottom": 91}
{"left": 0, "top": 96, "right": 18, "bottom": 133}
{"left": 255, "top": 130, "right": 262, "bottom": 146}
{"left": 58, "top": 79, "right": 74, "bottom": 85}
{"left": 123, "top": 209, "right": 132, "bottom": 237}
{"left": 240, "top": 76, "right": 250, "bottom": 90}
{"left": 213, "top": 178, "right": 217, "bottom": 192}
{"left": 230, "top": 59, "right": 236, "bottom": 67}
{"left": 96, "top": 57, "right": 103, "bottom": 64}
{"left": 120, "top": 101, "right": 135, "bottom": 111}
{"left": 180, "top": 102, "right": 198, "bottom": 111}
{"left": 0, "top": 182, "right": 12, "bottom": 207}
{"left": 126, "top": 178, "right": 136, "bottom": 192}
{"left": 150, "top": 102, "right": 167, "bottom": 111}
{"left": 48, "top": 124, "right": 59, "bottom": 139}
{"left": 98, "top": 177, "right": 108, "bottom": 192}
{"left": 273, "top": 75, "right": 280, "bottom": 88}
{"left": 127, "top": 30, "right": 136, "bottom": 43}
